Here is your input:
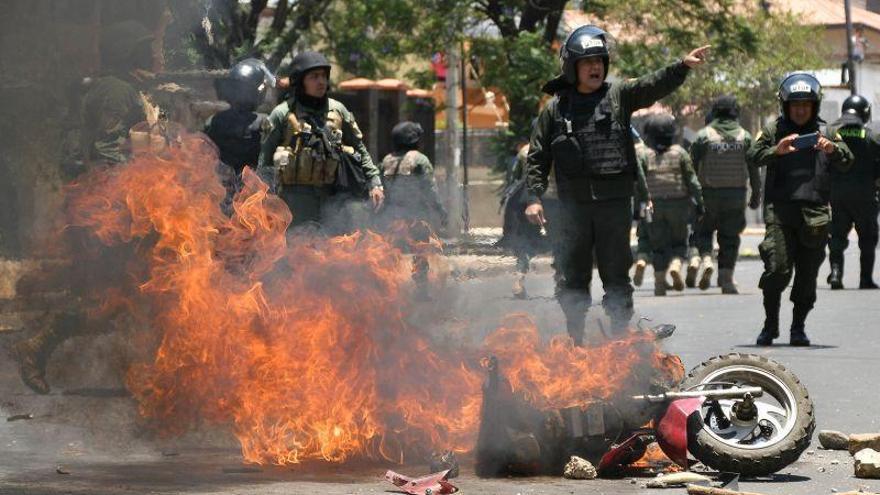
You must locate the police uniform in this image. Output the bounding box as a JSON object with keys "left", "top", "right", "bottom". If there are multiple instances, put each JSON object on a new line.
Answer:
{"left": 637, "top": 115, "right": 704, "bottom": 295}
{"left": 690, "top": 96, "right": 761, "bottom": 293}
{"left": 749, "top": 73, "right": 854, "bottom": 346}
{"left": 826, "top": 95, "right": 880, "bottom": 290}
{"left": 525, "top": 25, "right": 693, "bottom": 342}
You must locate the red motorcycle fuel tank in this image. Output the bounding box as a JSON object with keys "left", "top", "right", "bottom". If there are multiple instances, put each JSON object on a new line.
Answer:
{"left": 655, "top": 398, "right": 703, "bottom": 468}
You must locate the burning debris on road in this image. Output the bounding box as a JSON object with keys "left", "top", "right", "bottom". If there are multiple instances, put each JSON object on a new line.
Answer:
{"left": 28, "top": 131, "right": 684, "bottom": 471}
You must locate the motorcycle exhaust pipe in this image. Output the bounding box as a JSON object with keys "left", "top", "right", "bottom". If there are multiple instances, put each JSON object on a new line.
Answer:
{"left": 632, "top": 386, "right": 763, "bottom": 403}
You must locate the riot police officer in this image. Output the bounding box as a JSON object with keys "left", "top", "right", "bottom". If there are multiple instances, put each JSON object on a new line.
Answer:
{"left": 690, "top": 95, "right": 762, "bottom": 293}
{"left": 826, "top": 95, "right": 880, "bottom": 290}
{"left": 637, "top": 114, "right": 704, "bottom": 296}
{"left": 524, "top": 24, "right": 709, "bottom": 344}
{"left": 206, "top": 59, "right": 272, "bottom": 176}
{"left": 749, "top": 72, "right": 853, "bottom": 346}
{"left": 258, "top": 51, "right": 384, "bottom": 231}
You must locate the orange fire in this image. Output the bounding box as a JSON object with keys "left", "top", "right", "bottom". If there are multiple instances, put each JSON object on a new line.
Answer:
{"left": 61, "top": 132, "right": 681, "bottom": 466}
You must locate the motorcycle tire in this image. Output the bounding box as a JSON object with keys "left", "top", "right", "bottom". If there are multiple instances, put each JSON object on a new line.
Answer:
{"left": 680, "top": 353, "right": 814, "bottom": 477}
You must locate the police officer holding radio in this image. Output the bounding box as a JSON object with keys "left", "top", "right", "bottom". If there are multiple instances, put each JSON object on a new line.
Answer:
{"left": 748, "top": 72, "right": 853, "bottom": 346}
{"left": 524, "top": 24, "right": 709, "bottom": 344}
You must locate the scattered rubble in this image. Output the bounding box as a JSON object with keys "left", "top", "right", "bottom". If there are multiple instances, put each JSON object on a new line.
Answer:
{"left": 686, "top": 485, "right": 768, "bottom": 495}
{"left": 819, "top": 430, "right": 851, "bottom": 451}
{"left": 645, "top": 471, "right": 711, "bottom": 488}
{"left": 562, "top": 456, "right": 597, "bottom": 480}
{"left": 850, "top": 434, "right": 880, "bottom": 455}
{"left": 854, "top": 448, "right": 880, "bottom": 479}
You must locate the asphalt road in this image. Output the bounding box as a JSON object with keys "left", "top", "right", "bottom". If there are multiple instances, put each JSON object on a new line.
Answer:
{"left": 1, "top": 233, "right": 879, "bottom": 494}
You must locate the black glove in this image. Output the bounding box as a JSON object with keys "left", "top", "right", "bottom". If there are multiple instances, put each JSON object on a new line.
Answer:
{"left": 749, "top": 192, "right": 761, "bottom": 209}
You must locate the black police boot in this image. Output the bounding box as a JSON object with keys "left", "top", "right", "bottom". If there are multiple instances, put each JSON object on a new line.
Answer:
{"left": 859, "top": 252, "right": 878, "bottom": 289}
{"left": 789, "top": 304, "right": 812, "bottom": 347}
{"left": 827, "top": 263, "right": 844, "bottom": 290}
{"left": 756, "top": 295, "right": 780, "bottom": 346}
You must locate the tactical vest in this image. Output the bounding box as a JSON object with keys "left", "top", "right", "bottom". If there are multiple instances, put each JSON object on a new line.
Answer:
{"left": 645, "top": 146, "right": 688, "bottom": 200}
{"left": 699, "top": 127, "right": 748, "bottom": 189}
{"left": 274, "top": 101, "right": 352, "bottom": 186}
{"left": 765, "top": 121, "right": 831, "bottom": 205}
{"left": 549, "top": 92, "right": 632, "bottom": 201}
{"left": 382, "top": 150, "right": 425, "bottom": 207}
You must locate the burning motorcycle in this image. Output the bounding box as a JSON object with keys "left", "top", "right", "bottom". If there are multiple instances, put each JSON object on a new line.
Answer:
{"left": 475, "top": 324, "right": 814, "bottom": 478}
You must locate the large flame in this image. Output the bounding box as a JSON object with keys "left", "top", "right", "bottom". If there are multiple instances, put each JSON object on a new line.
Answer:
{"left": 59, "top": 133, "right": 681, "bottom": 465}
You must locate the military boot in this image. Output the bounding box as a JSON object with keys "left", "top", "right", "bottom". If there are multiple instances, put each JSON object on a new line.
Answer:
{"left": 859, "top": 252, "right": 878, "bottom": 289}
{"left": 685, "top": 255, "right": 701, "bottom": 288}
{"left": 718, "top": 268, "right": 739, "bottom": 294}
{"left": 698, "top": 255, "right": 715, "bottom": 291}
{"left": 12, "top": 326, "right": 62, "bottom": 394}
{"left": 827, "top": 262, "right": 844, "bottom": 290}
{"left": 789, "top": 305, "right": 812, "bottom": 346}
{"left": 756, "top": 294, "right": 780, "bottom": 346}
{"left": 632, "top": 259, "right": 647, "bottom": 287}
{"left": 512, "top": 272, "right": 527, "bottom": 299}
{"left": 654, "top": 272, "right": 667, "bottom": 296}
{"left": 668, "top": 258, "right": 685, "bottom": 291}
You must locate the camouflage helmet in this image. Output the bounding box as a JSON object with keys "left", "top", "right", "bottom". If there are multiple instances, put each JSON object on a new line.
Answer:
{"left": 100, "top": 20, "right": 154, "bottom": 70}
{"left": 560, "top": 25, "right": 615, "bottom": 84}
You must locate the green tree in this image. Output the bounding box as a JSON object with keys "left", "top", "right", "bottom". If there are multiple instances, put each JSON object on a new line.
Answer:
{"left": 602, "top": 1, "right": 828, "bottom": 127}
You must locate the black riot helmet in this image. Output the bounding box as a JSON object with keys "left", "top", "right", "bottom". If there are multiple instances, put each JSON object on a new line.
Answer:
{"left": 842, "top": 94, "right": 872, "bottom": 123}
{"left": 710, "top": 95, "right": 740, "bottom": 121}
{"left": 391, "top": 121, "right": 424, "bottom": 151}
{"left": 216, "top": 58, "right": 273, "bottom": 109}
{"left": 560, "top": 25, "right": 615, "bottom": 84}
{"left": 778, "top": 72, "right": 821, "bottom": 119}
{"left": 100, "top": 20, "right": 154, "bottom": 71}
{"left": 644, "top": 113, "right": 677, "bottom": 152}
{"left": 290, "top": 51, "right": 332, "bottom": 86}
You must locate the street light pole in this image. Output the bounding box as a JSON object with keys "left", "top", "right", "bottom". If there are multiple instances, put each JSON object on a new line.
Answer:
{"left": 844, "top": 0, "right": 857, "bottom": 95}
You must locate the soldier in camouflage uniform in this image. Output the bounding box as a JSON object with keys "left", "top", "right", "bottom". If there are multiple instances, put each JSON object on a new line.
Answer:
{"left": 12, "top": 21, "right": 156, "bottom": 394}
{"left": 637, "top": 114, "right": 704, "bottom": 296}
{"left": 826, "top": 95, "right": 880, "bottom": 290}
{"left": 749, "top": 72, "right": 853, "bottom": 346}
{"left": 258, "top": 51, "right": 384, "bottom": 232}
{"left": 524, "top": 24, "right": 709, "bottom": 343}
{"left": 690, "top": 95, "right": 761, "bottom": 293}
{"left": 80, "top": 20, "right": 154, "bottom": 168}
{"left": 379, "top": 121, "right": 447, "bottom": 299}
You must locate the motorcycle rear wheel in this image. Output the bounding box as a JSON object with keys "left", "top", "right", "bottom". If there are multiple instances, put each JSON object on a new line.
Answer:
{"left": 679, "top": 353, "right": 814, "bottom": 477}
